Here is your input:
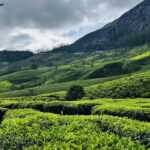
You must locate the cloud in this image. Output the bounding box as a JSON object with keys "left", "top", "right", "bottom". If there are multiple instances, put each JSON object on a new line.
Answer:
{"left": 0, "top": 0, "right": 143, "bottom": 52}
{"left": 7, "top": 33, "right": 33, "bottom": 50}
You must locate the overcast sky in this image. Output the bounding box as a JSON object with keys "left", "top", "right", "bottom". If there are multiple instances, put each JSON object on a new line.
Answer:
{"left": 0, "top": 0, "right": 142, "bottom": 52}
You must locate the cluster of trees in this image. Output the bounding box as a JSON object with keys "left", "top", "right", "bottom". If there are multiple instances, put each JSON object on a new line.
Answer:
{"left": 91, "top": 29, "right": 150, "bottom": 51}
{"left": 0, "top": 51, "right": 34, "bottom": 62}
{"left": 6, "top": 62, "right": 39, "bottom": 74}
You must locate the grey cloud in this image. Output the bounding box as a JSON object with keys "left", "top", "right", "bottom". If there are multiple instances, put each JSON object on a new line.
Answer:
{"left": 105, "top": 0, "right": 142, "bottom": 9}
{"left": 0, "top": 0, "right": 143, "bottom": 30}
{"left": 10, "top": 34, "right": 33, "bottom": 43}
{"left": 0, "top": 0, "right": 143, "bottom": 51}
{"left": 6, "top": 34, "right": 33, "bottom": 50}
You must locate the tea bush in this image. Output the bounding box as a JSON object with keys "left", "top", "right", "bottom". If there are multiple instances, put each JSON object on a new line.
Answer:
{"left": 0, "top": 109, "right": 148, "bottom": 150}
{"left": 92, "top": 104, "right": 150, "bottom": 121}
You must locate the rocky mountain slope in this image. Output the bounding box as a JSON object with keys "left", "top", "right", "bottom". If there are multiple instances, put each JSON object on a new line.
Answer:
{"left": 54, "top": 0, "right": 150, "bottom": 52}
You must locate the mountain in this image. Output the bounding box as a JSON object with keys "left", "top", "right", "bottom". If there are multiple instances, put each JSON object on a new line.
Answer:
{"left": 0, "top": 50, "right": 34, "bottom": 62}
{"left": 54, "top": 0, "right": 150, "bottom": 53}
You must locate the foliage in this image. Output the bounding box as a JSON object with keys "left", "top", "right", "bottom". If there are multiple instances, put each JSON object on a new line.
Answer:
{"left": 65, "top": 85, "right": 85, "bottom": 101}
{"left": 0, "top": 109, "right": 148, "bottom": 149}
{"left": 0, "top": 81, "right": 13, "bottom": 93}
{"left": 0, "top": 100, "right": 99, "bottom": 115}
{"left": 0, "top": 75, "right": 123, "bottom": 98}
{"left": 92, "top": 104, "right": 150, "bottom": 121}
{"left": 122, "top": 60, "right": 140, "bottom": 74}
{"left": 86, "top": 71, "right": 150, "bottom": 98}
{"left": 0, "top": 107, "right": 8, "bottom": 123}
{"left": 0, "top": 16, "right": 150, "bottom": 150}
{"left": 30, "top": 63, "right": 38, "bottom": 70}
{"left": 0, "top": 98, "right": 150, "bottom": 121}
{"left": 131, "top": 52, "right": 150, "bottom": 61}
{"left": 0, "top": 50, "right": 34, "bottom": 62}
{"left": 0, "top": 45, "right": 150, "bottom": 98}
{"left": 87, "top": 62, "right": 128, "bottom": 78}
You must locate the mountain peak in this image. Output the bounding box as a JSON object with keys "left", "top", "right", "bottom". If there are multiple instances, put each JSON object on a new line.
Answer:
{"left": 103, "top": 0, "right": 150, "bottom": 32}
{"left": 54, "top": 0, "right": 150, "bottom": 53}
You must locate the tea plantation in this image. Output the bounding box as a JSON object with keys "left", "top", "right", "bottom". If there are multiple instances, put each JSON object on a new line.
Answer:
{"left": 0, "top": 45, "right": 150, "bottom": 149}
{"left": 0, "top": 109, "right": 149, "bottom": 150}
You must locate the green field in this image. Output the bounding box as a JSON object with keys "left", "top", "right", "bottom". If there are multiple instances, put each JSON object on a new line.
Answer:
{"left": 0, "top": 45, "right": 150, "bottom": 149}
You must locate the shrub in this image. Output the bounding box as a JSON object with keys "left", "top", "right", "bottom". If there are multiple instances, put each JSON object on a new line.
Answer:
{"left": 0, "top": 108, "right": 8, "bottom": 123}
{"left": 92, "top": 104, "right": 150, "bottom": 121}
{"left": 0, "top": 109, "right": 148, "bottom": 149}
{"left": 78, "top": 103, "right": 100, "bottom": 115}
{"left": 142, "top": 92, "right": 150, "bottom": 98}
{"left": 86, "top": 71, "right": 150, "bottom": 98}
{"left": 65, "top": 85, "right": 85, "bottom": 101}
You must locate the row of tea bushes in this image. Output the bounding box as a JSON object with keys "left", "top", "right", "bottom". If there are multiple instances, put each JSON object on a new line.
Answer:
{"left": 0, "top": 107, "right": 8, "bottom": 123}
{"left": 85, "top": 71, "right": 150, "bottom": 99}
{"left": 0, "top": 109, "right": 149, "bottom": 149}
{"left": 0, "top": 99, "right": 150, "bottom": 121}
{"left": 92, "top": 104, "right": 150, "bottom": 121}
{"left": 0, "top": 101, "right": 100, "bottom": 115}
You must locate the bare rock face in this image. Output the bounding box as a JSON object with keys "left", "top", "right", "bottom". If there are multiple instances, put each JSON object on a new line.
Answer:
{"left": 103, "top": 0, "right": 150, "bottom": 33}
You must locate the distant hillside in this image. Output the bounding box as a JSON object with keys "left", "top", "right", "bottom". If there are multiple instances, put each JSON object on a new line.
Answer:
{"left": 0, "top": 50, "right": 34, "bottom": 62}
{"left": 54, "top": 0, "right": 150, "bottom": 53}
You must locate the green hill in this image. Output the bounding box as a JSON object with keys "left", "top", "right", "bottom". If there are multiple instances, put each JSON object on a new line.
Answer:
{"left": 0, "top": 45, "right": 149, "bottom": 99}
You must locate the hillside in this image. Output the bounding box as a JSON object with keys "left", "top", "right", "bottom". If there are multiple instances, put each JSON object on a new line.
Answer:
{"left": 0, "top": 50, "right": 34, "bottom": 62}
{"left": 54, "top": 0, "right": 150, "bottom": 52}
{"left": 0, "top": 45, "right": 149, "bottom": 98}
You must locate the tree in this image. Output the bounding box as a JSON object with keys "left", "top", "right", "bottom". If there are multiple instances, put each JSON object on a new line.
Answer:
{"left": 65, "top": 85, "right": 85, "bottom": 101}
{"left": 30, "top": 63, "right": 38, "bottom": 69}
{"left": 91, "top": 60, "right": 95, "bottom": 67}
{"left": 122, "top": 59, "right": 139, "bottom": 74}
{"left": 10, "top": 84, "right": 18, "bottom": 91}
{"left": 123, "top": 60, "right": 133, "bottom": 74}
{"left": 81, "top": 60, "right": 86, "bottom": 68}
{"left": 7, "top": 63, "right": 21, "bottom": 73}
{"left": 55, "top": 64, "right": 58, "bottom": 70}
{"left": 29, "top": 89, "right": 34, "bottom": 96}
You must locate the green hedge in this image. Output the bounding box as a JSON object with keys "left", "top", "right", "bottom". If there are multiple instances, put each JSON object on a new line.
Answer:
{"left": 92, "top": 104, "right": 150, "bottom": 121}
{"left": 0, "top": 101, "right": 100, "bottom": 115}
{"left": 0, "top": 108, "right": 8, "bottom": 123}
